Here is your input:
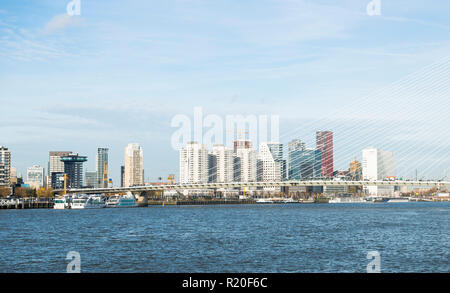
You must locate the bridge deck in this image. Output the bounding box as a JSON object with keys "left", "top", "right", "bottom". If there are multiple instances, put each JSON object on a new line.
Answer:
{"left": 55, "top": 180, "right": 450, "bottom": 194}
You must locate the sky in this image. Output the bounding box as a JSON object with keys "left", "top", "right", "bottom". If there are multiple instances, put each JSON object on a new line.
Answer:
{"left": 0, "top": 0, "right": 449, "bottom": 184}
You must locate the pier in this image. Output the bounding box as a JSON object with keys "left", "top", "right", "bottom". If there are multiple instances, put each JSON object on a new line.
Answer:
{"left": 0, "top": 198, "right": 53, "bottom": 209}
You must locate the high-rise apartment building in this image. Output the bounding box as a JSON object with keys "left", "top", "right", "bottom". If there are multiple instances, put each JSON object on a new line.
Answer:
{"left": 179, "top": 142, "right": 208, "bottom": 184}
{"left": 61, "top": 153, "right": 88, "bottom": 189}
{"left": 96, "top": 148, "right": 109, "bottom": 188}
{"left": 0, "top": 146, "right": 11, "bottom": 186}
{"left": 48, "top": 151, "right": 71, "bottom": 188}
{"left": 362, "top": 148, "right": 395, "bottom": 195}
{"left": 235, "top": 149, "right": 257, "bottom": 183}
{"left": 26, "top": 165, "right": 45, "bottom": 189}
{"left": 316, "top": 131, "right": 334, "bottom": 177}
{"left": 212, "top": 144, "right": 234, "bottom": 183}
{"left": 124, "top": 143, "right": 143, "bottom": 187}
{"left": 258, "top": 142, "right": 283, "bottom": 182}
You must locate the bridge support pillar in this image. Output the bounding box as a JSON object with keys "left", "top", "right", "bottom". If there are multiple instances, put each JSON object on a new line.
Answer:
{"left": 137, "top": 191, "right": 149, "bottom": 207}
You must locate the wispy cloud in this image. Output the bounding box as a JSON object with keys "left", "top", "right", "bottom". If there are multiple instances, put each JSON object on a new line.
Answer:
{"left": 41, "top": 14, "right": 82, "bottom": 35}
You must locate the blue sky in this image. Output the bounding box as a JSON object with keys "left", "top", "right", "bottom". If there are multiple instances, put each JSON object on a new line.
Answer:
{"left": 1, "top": 0, "right": 449, "bottom": 183}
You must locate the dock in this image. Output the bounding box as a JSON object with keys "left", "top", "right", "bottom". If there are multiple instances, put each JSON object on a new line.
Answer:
{"left": 0, "top": 198, "right": 54, "bottom": 209}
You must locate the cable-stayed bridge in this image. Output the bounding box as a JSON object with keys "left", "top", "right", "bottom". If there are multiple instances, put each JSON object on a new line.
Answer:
{"left": 56, "top": 180, "right": 450, "bottom": 195}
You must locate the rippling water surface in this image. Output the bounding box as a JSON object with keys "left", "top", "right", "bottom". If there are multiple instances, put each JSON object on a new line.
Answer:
{"left": 0, "top": 203, "right": 449, "bottom": 272}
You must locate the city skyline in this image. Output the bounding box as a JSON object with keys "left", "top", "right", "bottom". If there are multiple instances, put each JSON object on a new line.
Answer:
{"left": 1, "top": 1, "right": 449, "bottom": 183}
{"left": 1, "top": 125, "right": 449, "bottom": 188}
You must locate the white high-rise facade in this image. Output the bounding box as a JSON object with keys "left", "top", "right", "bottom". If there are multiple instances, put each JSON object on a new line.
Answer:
{"left": 362, "top": 148, "right": 395, "bottom": 196}
{"left": 0, "top": 146, "right": 11, "bottom": 186}
{"left": 235, "top": 148, "right": 257, "bottom": 182}
{"left": 258, "top": 142, "right": 282, "bottom": 182}
{"left": 26, "top": 165, "right": 45, "bottom": 189}
{"left": 124, "top": 143, "right": 143, "bottom": 187}
{"left": 180, "top": 142, "right": 208, "bottom": 184}
{"left": 212, "top": 145, "right": 234, "bottom": 183}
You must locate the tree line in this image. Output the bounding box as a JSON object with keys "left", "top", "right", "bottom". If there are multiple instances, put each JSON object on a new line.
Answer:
{"left": 0, "top": 187, "right": 54, "bottom": 198}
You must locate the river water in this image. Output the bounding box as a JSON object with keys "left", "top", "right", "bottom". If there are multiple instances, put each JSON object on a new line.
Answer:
{"left": 0, "top": 203, "right": 448, "bottom": 272}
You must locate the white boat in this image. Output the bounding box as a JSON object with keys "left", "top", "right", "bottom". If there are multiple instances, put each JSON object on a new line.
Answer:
{"left": 71, "top": 194, "right": 88, "bottom": 209}
{"left": 387, "top": 198, "right": 410, "bottom": 203}
{"left": 256, "top": 198, "right": 274, "bottom": 203}
{"left": 106, "top": 192, "right": 138, "bottom": 208}
{"left": 85, "top": 195, "right": 106, "bottom": 209}
{"left": 53, "top": 196, "right": 71, "bottom": 209}
{"left": 329, "top": 197, "right": 366, "bottom": 203}
{"left": 282, "top": 198, "right": 298, "bottom": 203}
{"left": 105, "top": 195, "right": 120, "bottom": 207}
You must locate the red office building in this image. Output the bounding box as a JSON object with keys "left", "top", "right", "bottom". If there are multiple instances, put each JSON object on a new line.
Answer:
{"left": 316, "top": 131, "right": 334, "bottom": 178}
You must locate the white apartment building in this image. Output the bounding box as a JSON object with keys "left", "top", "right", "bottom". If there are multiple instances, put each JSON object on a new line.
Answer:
{"left": 258, "top": 142, "right": 282, "bottom": 182}
{"left": 235, "top": 148, "right": 257, "bottom": 182}
{"left": 124, "top": 143, "right": 143, "bottom": 187}
{"left": 179, "top": 142, "right": 208, "bottom": 184}
{"left": 362, "top": 147, "right": 395, "bottom": 196}
{"left": 26, "top": 165, "right": 45, "bottom": 189}
{"left": 212, "top": 145, "right": 234, "bottom": 183}
{"left": 0, "top": 146, "right": 11, "bottom": 186}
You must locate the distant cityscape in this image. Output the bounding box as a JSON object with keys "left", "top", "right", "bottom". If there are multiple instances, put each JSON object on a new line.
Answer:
{"left": 0, "top": 130, "right": 413, "bottom": 197}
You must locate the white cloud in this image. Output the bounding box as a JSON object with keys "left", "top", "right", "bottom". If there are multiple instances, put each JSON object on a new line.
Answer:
{"left": 42, "top": 14, "right": 82, "bottom": 35}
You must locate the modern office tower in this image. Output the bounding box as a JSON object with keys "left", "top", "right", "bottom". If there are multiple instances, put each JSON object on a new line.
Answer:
{"left": 289, "top": 147, "right": 322, "bottom": 180}
{"left": 26, "top": 165, "right": 45, "bottom": 189}
{"left": 120, "top": 166, "right": 125, "bottom": 187}
{"left": 179, "top": 142, "right": 208, "bottom": 184}
{"left": 96, "top": 148, "right": 109, "bottom": 188}
{"left": 48, "top": 151, "right": 71, "bottom": 188}
{"left": 316, "top": 131, "right": 334, "bottom": 177}
{"left": 288, "top": 139, "right": 305, "bottom": 179}
{"left": 0, "top": 146, "right": 11, "bottom": 186}
{"left": 349, "top": 159, "right": 362, "bottom": 180}
{"left": 208, "top": 153, "right": 217, "bottom": 183}
{"left": 124, "top": 143, "right": 144, "bottom": 187}
{"left": 257, "top": 142, "right": 284, "bottom": 182}
{"left": 60, "top": 153, "right": 88, "bottom": 189}
{"left": 362, "top": 148, "right": 395, "bottom": 196}
{"left": 212, "top": 144, "right": 234, "bottom": 183}
{"left": 51, "top": 172, "right": 66, "bottom": 190}
{"left": 85, "top": 171, "right": 97, "bottom": 188}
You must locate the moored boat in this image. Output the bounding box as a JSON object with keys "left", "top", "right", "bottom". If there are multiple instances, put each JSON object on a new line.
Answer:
{"left": 71, "top": 194, "right": 88, "bottom": 209}
{"left": 85, "top": 195, "right": 106, "bottom": 209}
{"left": 106, "top": 192, "right": 138, "bottom": 208}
